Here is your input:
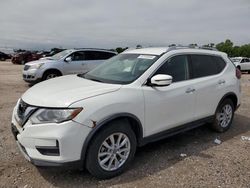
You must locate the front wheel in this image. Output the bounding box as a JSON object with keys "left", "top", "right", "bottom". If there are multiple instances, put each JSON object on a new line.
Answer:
{"left": 42, "top": 71, "right": 61, "bottom": 81}
{"left": 211, "top": 99, "right": 235, "bottom": 133}
{"left": 86, "top": 120, "right": 137, "bottom": 179}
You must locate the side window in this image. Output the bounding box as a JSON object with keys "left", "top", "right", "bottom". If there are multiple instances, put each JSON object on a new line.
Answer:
{"left": 212, "top": 56, "right": 226, "bottom": 73}
{"left": 244, "top": 58, "right": 250, "bottom": 63}
{"left": 190, "top": 55, "right": 218, "bottom": 78}
{"left": 71, "top": 51, "right": 85, "bottom": 61}
{"left": 84, "top": 51, "right": 99, "bottom": 60}
{"left": 97, "top": 52, "right": 116, "bottom": 60}
{"left": 154, "top": 55, "right": 189, "bottom": 82}
{"left": 84, "top": 51, "right": 116, "bottom": 60}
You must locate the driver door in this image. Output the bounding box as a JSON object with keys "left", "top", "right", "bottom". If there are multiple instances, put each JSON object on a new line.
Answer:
{"left": 240, "top": 58, "right": 250, "bottom": 71}
{"left": 63, "top": 51, "right": 87, "bottom": 74}
{"left": 142, "top": 55, "right": 196, "bottom": 137}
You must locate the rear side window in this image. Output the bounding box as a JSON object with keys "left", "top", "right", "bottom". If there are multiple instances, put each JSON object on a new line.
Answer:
{"left": 212, "top": 56, "right": 226, "bottom": 72}
{"left": 190, "top": 55, "right": 225, "bottom": 78}
{"left": 154, "top": 55, "right": 189, "bottom": 82}
{"left": 85, "top": 51, "right": 115, "bottom": 60}
{"left": 97, "top": 51, "right": 116, "bottom": 59}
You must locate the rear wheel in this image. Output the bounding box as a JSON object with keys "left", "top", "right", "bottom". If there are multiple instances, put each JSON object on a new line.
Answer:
{"left": 211, "top": 99, "right": 235, "bottom": 132}
{"left": 86, "top": 120, "right": 137, "bottom": 179}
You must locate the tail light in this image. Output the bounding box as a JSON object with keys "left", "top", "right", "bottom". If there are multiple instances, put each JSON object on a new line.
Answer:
{"left": 236, "top": 68, "right": 241, "bottom": 79}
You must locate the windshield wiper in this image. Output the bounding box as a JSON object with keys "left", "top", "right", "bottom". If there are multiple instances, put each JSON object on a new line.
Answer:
{"left": 89, "top": 78, "right": 103, "bottom": 83}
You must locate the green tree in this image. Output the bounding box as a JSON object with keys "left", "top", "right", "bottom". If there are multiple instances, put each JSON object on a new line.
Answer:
{"left": 216, "top": 39, "right": 234, "bottom": 57}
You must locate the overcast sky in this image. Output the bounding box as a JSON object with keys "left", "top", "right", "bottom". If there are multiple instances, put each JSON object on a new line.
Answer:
{"left": 0, "top": 0, "right": 250, "bottom": 50}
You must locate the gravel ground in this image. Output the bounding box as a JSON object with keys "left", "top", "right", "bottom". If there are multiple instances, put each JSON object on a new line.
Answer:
{"left": 0, "top": 61, "right": 249, "bottom": 188}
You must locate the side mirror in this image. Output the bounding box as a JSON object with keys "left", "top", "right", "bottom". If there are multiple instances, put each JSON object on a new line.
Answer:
{"left": 65, "top": 56, "right": 72, "bottom": 62}
{"left": 149, "top": 74, "right": 173, "bottom": 87}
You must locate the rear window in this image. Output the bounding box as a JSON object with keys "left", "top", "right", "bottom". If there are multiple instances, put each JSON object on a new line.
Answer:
{"left": 190, "top": 55, "right": 226, "bottom": 78}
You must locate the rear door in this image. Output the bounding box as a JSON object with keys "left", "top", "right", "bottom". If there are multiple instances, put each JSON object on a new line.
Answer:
{"left": 190, "top": 54, "right": 227, "bottom": 120}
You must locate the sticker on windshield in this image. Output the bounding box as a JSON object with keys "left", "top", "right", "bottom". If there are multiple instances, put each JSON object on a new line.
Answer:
{"left": 138, "top": 55, "right": 156, "bottom": 60}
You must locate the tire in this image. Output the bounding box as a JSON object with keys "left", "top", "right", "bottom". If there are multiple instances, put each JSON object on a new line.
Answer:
{"left": 86, "top": 120, "right": 137, "bottom": 179}
{"left": 0, "top": 57, "right": 6, "bottom": 61}
{"left": 248, "top": 70, "right": 250, "bottom": 74}
{"left": 42, "top": 70, "right": 61, "bottom": 81}
{"left": 210, "top": 99, "right": 235, "bottom": 133}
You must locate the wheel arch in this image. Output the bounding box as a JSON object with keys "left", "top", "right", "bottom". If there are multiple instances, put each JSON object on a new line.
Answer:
{"left": 217, "top": 92, "right": 238, "bottom": 111}
{"left": 42, "top": 68, "right": 63, "bottom": 78}
{"left": 80, "top": 113, "right": 143, "bottom": 165}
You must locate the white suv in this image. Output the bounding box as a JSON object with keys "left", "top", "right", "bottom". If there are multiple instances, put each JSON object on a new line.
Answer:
{"left": 11, "top": 47, "right": 241, "bottom": 179}
{"left": 22, "top": 49, "right": 117, "bottom": 83}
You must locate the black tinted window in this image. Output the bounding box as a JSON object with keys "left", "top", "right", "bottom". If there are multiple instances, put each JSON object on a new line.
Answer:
{"left": 97, "top": 51, "right": 116, "bottom": 59}
{"left": 85, "top": 51, "right": 115, "bottom": 60}
{"left": 191, "top": 55, "right": 220, "bottom": 78}
{"left": 244, "top": 58, "right": 250, "bottom": 62}
{"left": 212, "top": 56, "right": 226, "bottom": 72}
{"left": 155, "top": 55, "right": 189, "bottom": 82}
{"left": 71, "top": 51, "right": 85, "bottom": 61}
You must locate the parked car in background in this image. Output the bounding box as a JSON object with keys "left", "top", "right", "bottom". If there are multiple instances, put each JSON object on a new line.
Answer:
{"left": 231, "top": 57, "right": 250, "bottom": 73}
{"left": 0, "top": 51, "right": 11, "bottom": 61}
{"left": 22, "top": 48, "right": 117, "bottom": 83}
{"left": 12, "top": 47, "right": 241, "bottom": 179}
{"left": 11, "top": 51, "right": 43, "bottom": 65}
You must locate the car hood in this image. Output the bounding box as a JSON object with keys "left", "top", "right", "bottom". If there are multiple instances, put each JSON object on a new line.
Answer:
{"left": 22, "top": 75, "right": 122, "bottom": 107}
{"left": 25, "top": 59, "right": 56, "bottom": 65}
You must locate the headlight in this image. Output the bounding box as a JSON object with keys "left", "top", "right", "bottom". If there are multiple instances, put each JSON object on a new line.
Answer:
{"left": 29, "top": 63, "right": 44, "bottom": 70}
{"left": 30, "top": 108, "right": 82, "bottom": 124}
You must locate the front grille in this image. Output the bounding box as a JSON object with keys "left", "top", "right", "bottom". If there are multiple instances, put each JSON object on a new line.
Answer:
{"left": 24, "top": 65, "right": 30, "bottom": 71}
{"left": 17, "top": 100, "right": 37, "bottom": 127}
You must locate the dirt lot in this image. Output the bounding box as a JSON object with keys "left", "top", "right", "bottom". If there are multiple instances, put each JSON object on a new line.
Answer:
{"left": 0, "top": 61, "right": 249, "bottom": 188}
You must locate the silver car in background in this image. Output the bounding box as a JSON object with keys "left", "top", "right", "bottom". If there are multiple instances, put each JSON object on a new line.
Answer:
{"left": 23, "top": 49, "right": 117, "bottom": 83}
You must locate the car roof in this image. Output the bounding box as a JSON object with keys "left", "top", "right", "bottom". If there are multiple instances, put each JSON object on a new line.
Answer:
{"left": 123, "top": 47, "right": 226, "bottom": 56}
{"left": 124, "top": 47, "right": 169, "bottom": 55}
{"left": 231, "top": 57, "right": 247, "bottom": 59}
{"left": 72, "top": 48, "right": 117, "bottom": 54}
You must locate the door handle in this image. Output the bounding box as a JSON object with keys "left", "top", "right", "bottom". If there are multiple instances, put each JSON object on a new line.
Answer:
{"left": 186, "top": 88, "right": 195, "bottom": 93}
{"left": 218, "top": 80, "right": 226, "bottom": 85}
{"left": 81, "top": 63, "right": 85, "bottom": 66}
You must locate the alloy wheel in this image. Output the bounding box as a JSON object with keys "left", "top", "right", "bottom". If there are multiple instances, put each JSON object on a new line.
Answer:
{"left": 98, "top": 133, "right": 131, "bottom": 171}
{"left": 216, "top": 104, "right": 233, "bottom": 128}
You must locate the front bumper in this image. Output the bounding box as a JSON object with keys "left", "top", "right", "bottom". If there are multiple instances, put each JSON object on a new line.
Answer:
{"left": 11, "top": 105, "right": 92, "bottom": 167}
{"left": 22, "top": 69, "right": 42, "bottom": 83}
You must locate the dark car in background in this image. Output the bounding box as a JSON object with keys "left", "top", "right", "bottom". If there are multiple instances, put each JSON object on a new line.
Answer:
{"left": 0, "top": 51, "right": 11, "bottom": 61}
{"left": 11, "top": 51, "right": 43, "bottom": 64}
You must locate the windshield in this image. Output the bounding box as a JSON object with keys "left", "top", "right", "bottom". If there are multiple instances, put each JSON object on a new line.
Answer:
{"left": 49, "top": 50, "right": 74, "bottom": 60}
{"left": 82, "top": 53, "right": 158, "bottom": 84}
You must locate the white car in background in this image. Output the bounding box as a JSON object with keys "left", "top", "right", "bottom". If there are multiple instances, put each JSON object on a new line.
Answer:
{"left": 12, "top": 47, "right": 241, "bottom": 179}
{"left": 231, "top": 57, "right": 250, "bottom": 73}
{"left": 22, "top": 49, "right": 117, "bottom": 83}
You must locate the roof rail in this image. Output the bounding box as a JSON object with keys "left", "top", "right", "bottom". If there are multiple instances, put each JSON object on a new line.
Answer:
{"left": 167, "top": 45, "right": 218, "bottom": 52}
{"left": 73, "top": 48, "right": 115, "bottom": 51}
